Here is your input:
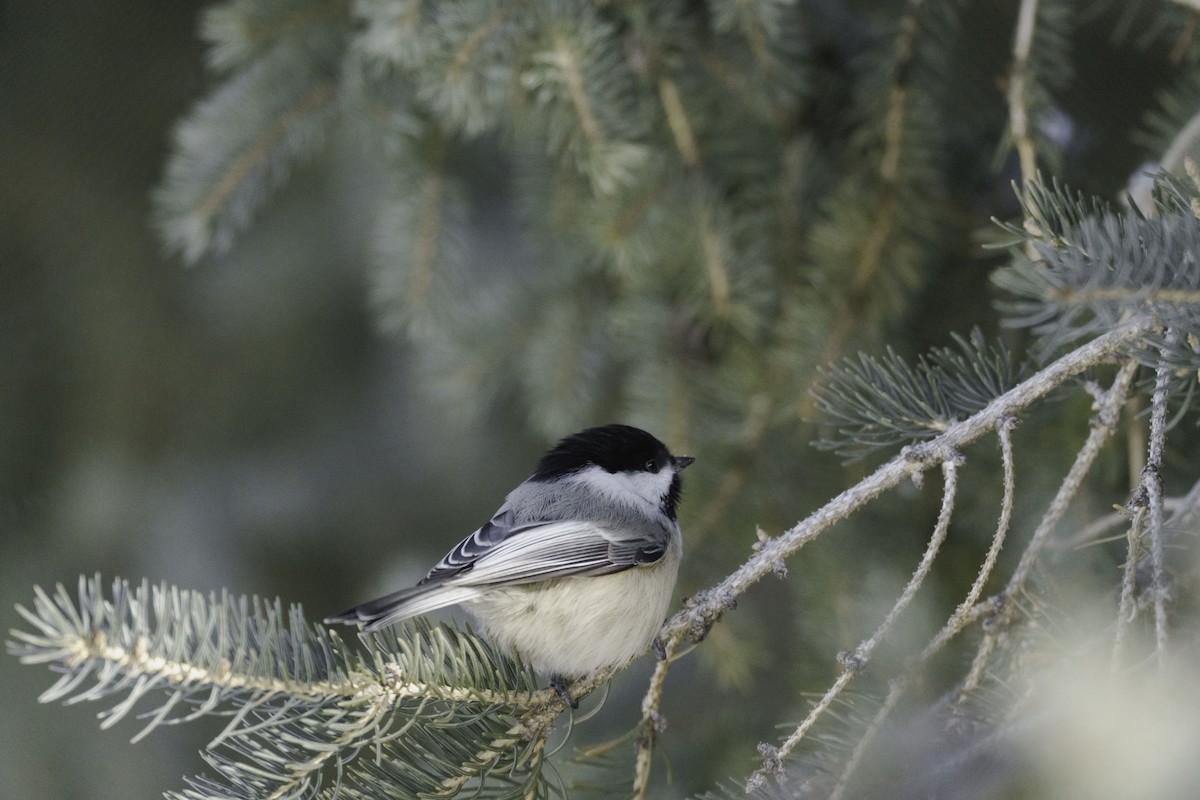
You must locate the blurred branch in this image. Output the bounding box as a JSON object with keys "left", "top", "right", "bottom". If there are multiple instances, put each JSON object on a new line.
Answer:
{"left": 155, "top": 54, "right": 340, "bottom": 262}
{"left": 800, "top": 0, "right": 940, "bottom": 413}
{"left": 1007, "top": 0, "right": 1041, "bottom": 189}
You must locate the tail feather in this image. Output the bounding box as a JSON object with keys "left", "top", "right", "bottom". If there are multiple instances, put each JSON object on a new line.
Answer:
{"left": 324, "top": 583, "right": 482, "bottom": 632}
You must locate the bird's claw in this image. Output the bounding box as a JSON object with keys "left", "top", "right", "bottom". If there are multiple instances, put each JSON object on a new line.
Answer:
{"left": 550, "top": 675, "right": 578, "bottom": 709}
{"left": 652, "top": 636, "right": 668, "bottom": 661}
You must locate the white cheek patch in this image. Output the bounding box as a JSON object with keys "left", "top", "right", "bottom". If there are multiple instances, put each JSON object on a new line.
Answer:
{"left": 569, "top": 465, "right": 675, "bottom": 512}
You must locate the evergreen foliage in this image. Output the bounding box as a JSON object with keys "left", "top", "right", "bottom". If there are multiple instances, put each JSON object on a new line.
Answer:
{"left": 993, "top": 175, "right": 1200, "bottom": 356}
{"left": 12, "top": 0, "right": 1200, "bottom": 798}
{"left": 9, "top": 576, "right": 560, "bottom": 800}
{"left": 813, "top": 330, "right": 1022, "bottom": 459}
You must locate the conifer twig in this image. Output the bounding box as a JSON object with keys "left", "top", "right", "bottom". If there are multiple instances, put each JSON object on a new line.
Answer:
{"left": 410, "top": 135, "right": 448, "bottom": 306}
{"left": 1112, "top": 505, "right": 1145, "bottom": 670}
{"left": 633, "top": 324, "right": 1149, "bottom": 791}
{"left": 1006, "top": 0, "right": 1042, "bottom": 263}
{"left": 831, "top": 416, "right": 1018, "bottom": 798}
{"left": 746, "top": 455, "right": 962, "bottom": 792}
{"left": 553, "top": 32, "right": 601, "bottom": 146}
{"left": 657, "top": 77, "right": 700, "bottom": 168}
{"left": 696, "top": 193, "right": 733, "bottom": 318}
{"left": 1007, "top": 0, "right": 1041, "bottom": 189}
{"left": 655, "top": 75, "right": 732, "bottom": 318}
{"left": 1143, "top": 330, "right": 1179, "bottom": 666}
{"left": 671, "top": 327, "right": 1148, "bottom": 648}
{"left": 957, "top": 357, "right": 1139, "bottom": 701}
{"left": 195, "top": 82, "right": 335, "bottom": 228}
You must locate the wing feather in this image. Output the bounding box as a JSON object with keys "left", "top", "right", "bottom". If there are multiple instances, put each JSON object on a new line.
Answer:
{"left": 325, "top": 509, "right": 671, "bottom": 631}
{"left": 444, "top": 520, "right": 651, "bottom": 586}
{"left": 422, "top": 507, "right": 517, "bottom": 584}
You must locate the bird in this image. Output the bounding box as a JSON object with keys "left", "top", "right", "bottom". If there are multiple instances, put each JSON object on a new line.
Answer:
{"left": 326, "top": 424, "right": 693, "bottom": 706}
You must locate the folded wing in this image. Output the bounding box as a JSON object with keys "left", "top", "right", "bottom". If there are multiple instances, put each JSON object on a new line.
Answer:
{"left": 325, "top": 512, "right": 668, "bottom": 632}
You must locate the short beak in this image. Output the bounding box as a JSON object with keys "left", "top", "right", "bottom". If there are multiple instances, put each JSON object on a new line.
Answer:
{"left": 674, "top": 455, "right": 695, "bottom": 470}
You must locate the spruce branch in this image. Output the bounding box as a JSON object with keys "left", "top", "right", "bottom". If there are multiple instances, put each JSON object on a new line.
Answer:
{"left": 800, "top": 0, "right": 962, "bottom": 412}
{"left": 550, "top": 30, "right": 601, "bottom": 148}
{"left": 696, "top": 190, "right": 733, "bottom": 320}
{"left": 520, "top": 4, "right": 647, "bottom": 196}
{"left": 7, "top": 576, "right": 594, "bottom": 800}
{"left": 993, "top": 174, "right": 1115, "bottom": 250}
{"left": 813, "top": 329, "right": 1022, "bottom": 459}
{"left": 369, "top": 131, "right": 467, "bottom": 335}
{"left": 657, "top": 76, "right": 700, "bottom": 168}
{"left": 994, "top": 176, "right": 1200, "bottom": 355}
{"left": 732, "top": 356, "right": 1140, "bottom": 796}
{"left": 650, "top": 70, "right": 735, "bottom": 319}
{"left": 632, "top": 321, "right": 1152, "bottom": 793}
{"left": 410, "top": 139, "right": 449, "bottom": 309}
{"left": 708, "top": 0, "right": 779, "bottom": 79}
{"left": 1000, "top": 0, "right": 1074, "bottom": 187}
{"left": 202, "top": 0, "right": 351, "bottom": 73}
{"left": 422, "top": 1, "right": 526, "bottom": 136}
{"left": 154, "top": 46, "right": 342, "bottom": 262}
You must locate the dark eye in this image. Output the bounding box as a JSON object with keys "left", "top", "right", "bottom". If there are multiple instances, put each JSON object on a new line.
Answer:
{"left": 644, "top": 458, "right": 658, "bottom": 472}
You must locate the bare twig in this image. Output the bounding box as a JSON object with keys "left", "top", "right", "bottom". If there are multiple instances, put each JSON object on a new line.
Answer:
{"left": 631, "top": 637, "right": 680, "bottom": 800}
{"left": 955, "top": 416, "right": 1020, "bottom": 630}
{"left": 1112, "top": 505, "right": 1145, "bottom": 670}
{"left": 958, "top": 357, "right": 1140, "bottom": 701}
{"left": 746, "top": 456, "right": 962, "bottom": 791}
{"left": 830, "top": 415, "right": 1020, "bottom": 798}
{"left": 1144, "top": 331, "right": 1178, "bottom": 666}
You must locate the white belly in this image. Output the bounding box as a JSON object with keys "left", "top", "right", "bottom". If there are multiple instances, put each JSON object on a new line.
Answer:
{"left": 463, "top": 542, "right": 680, "bottom": 678}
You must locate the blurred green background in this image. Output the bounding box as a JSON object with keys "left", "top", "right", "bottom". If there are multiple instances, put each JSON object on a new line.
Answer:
{"left": 1, "top": 3, "right": 547, "bottom": 796}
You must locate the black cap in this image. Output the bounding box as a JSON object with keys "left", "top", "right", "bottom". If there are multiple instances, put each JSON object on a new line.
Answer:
{"left": 531, "top": 424, "right": 681, "bottom": 481}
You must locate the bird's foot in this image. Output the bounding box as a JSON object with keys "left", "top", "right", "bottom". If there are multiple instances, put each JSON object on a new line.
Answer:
{"left": 550, "top": 675, "right": 578, "bottom": 709}
{"left": 652, "top": 636, "right": 667, "bottom": 660}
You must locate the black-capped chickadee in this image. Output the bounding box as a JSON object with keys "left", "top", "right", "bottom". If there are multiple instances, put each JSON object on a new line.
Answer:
{"left": 326, "top": 424, "right": 694, "bottom": 704}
